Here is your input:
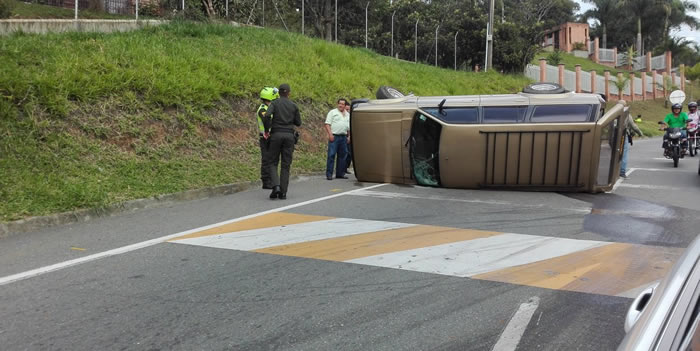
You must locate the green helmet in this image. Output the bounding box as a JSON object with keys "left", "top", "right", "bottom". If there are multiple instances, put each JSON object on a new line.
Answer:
{"left": 260, "top": 87, "right": 279, "bottom": 101}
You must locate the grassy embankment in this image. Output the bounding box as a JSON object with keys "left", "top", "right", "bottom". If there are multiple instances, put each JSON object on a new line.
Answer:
{"left": 0, "top": 21, "right": 530, "bottom": 221}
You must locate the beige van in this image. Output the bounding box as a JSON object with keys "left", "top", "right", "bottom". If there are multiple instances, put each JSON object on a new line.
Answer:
{"left": 350, "top": 83, "right": 629, "bottom": 193}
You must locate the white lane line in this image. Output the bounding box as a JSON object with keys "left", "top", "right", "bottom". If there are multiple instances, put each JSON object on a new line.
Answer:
{"left": 629, "top": 167, "right": 695, "bottom": 173}
{"left": 611, "top": 176, "right": 625, "bottom": 193}
{"left": 350, "top": 190, "right": 592, "bottom": 213}
{"left": 492, "top": 296, "right": 540, "bottom": 351}
{"left": 616, "top": 184, "right": 681, "bottom": 190}
{"left": 348, "top": 233, "right": 609, "bottom": 277}
{"left": 0, "top": 183, "right": 387, "bottom": 287}
{"left": 173, "top": 218, "right": 415, "bottom": 251}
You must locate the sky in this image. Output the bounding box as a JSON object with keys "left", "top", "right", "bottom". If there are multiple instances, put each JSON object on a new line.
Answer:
{"left": 573, "top": 0, "right": 700, "bottom": 45}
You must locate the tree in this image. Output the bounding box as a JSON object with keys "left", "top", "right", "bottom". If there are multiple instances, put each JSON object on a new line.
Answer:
{"left": 621, "top": 0, "right": 656, "bottom": 55}
{"left": 305, "top": 0, "right": 334, "bottom": 41}
{"left": 581, "top": 0, "right": 619, "bottom": 48}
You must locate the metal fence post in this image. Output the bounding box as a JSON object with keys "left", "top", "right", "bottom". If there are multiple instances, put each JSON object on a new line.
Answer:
{"left": 391, "top": 11, "right": 396, "bottom": 58}
{"left": 434, "top": 24, "right": 439, "bottom": 66}
{"left": 414, "top": 19, "right": 419, "bottom": 63}
{"left": 302, "top": 1, "right": 304, "bottom": 35}
{"left": 225, "top": 0, "right": 228, "bottom": 20}
{"left": 365, "top": 2, "right": 370, "bottom": 49}
{"left": 262, "top": 0, "right": 265, "bottom": 27}
{"left": 74, "top": 0, "right": 78, "bottom": 20}
{"left": 136, "top": 0, "right": 139, "bottom": 20}
{"left": 454, "top": 31, "right": 458, "bottom": 70}
{"left": 335, "top": 0, "right": 338, "bottom": 42}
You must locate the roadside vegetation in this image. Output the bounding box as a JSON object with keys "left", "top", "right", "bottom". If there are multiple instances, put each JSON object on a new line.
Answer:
{"left": 0, "top": 21, "right": 531, "bottom": 221}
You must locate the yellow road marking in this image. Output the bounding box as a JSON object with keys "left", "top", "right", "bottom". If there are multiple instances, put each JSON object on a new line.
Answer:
{"left": 169, "top": 212, "right": 331, "bottom": 241}
{"left": 331, "top": 189, "right": 342, "bottom": 192}
{"left": 473, "top": 243, "right": 682, "bottom": 295}
{"left": 254, "top": 225, "right": 500, "bottom": 261}
{"left": 70, "top": 247, "right": 86, "bottom": 251}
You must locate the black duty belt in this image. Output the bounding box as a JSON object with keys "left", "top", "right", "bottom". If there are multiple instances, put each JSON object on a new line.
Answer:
{"left": 271, "top": 128, "right": 294, "bottom": 134}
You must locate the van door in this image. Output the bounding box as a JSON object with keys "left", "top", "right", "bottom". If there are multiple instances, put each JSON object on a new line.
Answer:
{"left": 594, "top": 107, "right": 627, "bottom": 190}
{"left": 409, "top": 113, "right": 442, "bottom": 186}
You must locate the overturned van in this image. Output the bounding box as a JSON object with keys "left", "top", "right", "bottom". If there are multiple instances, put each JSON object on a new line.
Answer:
{"left": 350, "top": 83, "right": 629, "bottom": 193}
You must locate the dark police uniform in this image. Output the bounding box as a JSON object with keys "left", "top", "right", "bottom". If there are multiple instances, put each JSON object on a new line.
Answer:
{"left": 263, "top": 86, "right": 301, "bottom": 198}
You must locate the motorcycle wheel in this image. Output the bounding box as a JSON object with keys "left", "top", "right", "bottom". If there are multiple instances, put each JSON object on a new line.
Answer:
{"left": 691, "top": 140, "right": 696, "bottom": 157}
{"left": 673, "top": 153, "right": 680, "bottom": 167}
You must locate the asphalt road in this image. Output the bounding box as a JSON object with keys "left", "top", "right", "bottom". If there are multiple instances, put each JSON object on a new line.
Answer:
{"left": 1, "top": 136, "right": 699, "bottom": 351}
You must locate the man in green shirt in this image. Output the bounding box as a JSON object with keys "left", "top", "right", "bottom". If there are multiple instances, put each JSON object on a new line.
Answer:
{"left": 661, "top": 103, "right": 689, "bottom": 151}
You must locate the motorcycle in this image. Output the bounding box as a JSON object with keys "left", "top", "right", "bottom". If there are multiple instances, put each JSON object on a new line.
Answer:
{"left": 659, "top": 122, "right": 687, "bottom": 168}
{"left": 688, "top": 122, "right": 699, "bottom": 157}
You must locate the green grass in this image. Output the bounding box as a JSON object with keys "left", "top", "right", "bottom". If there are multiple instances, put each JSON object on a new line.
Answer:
{"left": 0, "top": 21, "right": 530, "bottom": 221}
{"left": 9, "top": 0, "right": 133, "bottom": 19}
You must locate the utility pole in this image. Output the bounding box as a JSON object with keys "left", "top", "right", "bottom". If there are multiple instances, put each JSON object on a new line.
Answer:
{"left": 365, "top": 2, "right": 370, "bottom": 48}
{"left": 486, "top": 0, "right": 494, "bottom": 71}
{"left": 391, "top": 10, "right": 396, "bottom": 58}
{"left": 415, "top": 19, "right": 419, "bottom": 63}
{"left": 335, "top": 0, "right": 338, "bottom": 42}
{"left": 262, "top": 0, "right": 265, "bottom": 27}
{"left": 454, "top": 31, "right": 459, "bottom": 70}
{"left": 301, "top": 1, "right": 304, "bottom": 35}
{"left": 435, "top": 24, "right": 439, "bottom": 67}
{"left": 224, "top": 0, "right": 227, "bottom": 20}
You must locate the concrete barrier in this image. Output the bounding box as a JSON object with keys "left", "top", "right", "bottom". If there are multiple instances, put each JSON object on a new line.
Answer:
{"left": 0, "top": 19, "right": 167, "bottom": 35}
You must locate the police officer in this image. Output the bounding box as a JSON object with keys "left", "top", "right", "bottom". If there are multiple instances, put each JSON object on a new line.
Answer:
{"left": 263, "top": 83, "right": 301, "bottom": 200}
{"left": 256, "top": 87, "right": 279, "bottom": 189}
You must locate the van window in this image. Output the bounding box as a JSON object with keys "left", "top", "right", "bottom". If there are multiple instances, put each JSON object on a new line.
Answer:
{"left": 423, "top": 107, "right": 479, "bottom": 124}
{"left": 531, "top": 105, "right": 593, "bottom": 123}
{"left": 483, "top": 106, "right": 528, "bottom": 123}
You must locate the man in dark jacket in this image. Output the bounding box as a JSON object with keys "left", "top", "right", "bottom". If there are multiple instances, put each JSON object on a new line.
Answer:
{"left": 263, "top": 83, "right": 302, "bottom": 200}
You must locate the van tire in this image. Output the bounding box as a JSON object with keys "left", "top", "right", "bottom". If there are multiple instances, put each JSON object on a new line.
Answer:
{"left": 522, "top": 83, "right": 566, "bottom": 94}
{"left": 376, "top": 86, "right": 405, "bottom": 99}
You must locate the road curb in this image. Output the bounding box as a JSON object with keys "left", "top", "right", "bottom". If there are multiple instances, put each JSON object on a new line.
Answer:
{"left": 0, "top": 173, "right": 323, "bottom": 239}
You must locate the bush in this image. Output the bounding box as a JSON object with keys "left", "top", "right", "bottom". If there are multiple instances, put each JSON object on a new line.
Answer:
{"left": 0, "top": 0, "right": 14, "bottom": 19}
{"left": 572, "top": 42, "right": 587, "bottom": 51}
{"left": 139, "top": 0, "right": 162, "bottom": 17}
{"left": 547, "top": 50, "right": 563, "bottom": 65}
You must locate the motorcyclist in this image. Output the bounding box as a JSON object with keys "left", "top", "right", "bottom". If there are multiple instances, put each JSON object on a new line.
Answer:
{"left": 688, "top": 102, "right": 699, "bottom": 126}
{"left": 660, "top": 103, "right": 689, "bottom": 155}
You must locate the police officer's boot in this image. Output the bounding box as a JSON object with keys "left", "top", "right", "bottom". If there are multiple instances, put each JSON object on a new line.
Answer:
{"left": 269, "top": 186, "right": 281, "bottom": 199}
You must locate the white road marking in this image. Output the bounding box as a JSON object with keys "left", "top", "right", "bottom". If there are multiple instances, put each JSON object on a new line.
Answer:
{"left": 0, "top": 183, "right": 388, "bottom": 286}
{"left": 628, "top": 167, "right": 695, "bottom": 173}
{"left": 616, "top": 184, "right": 681, "bottom": 190}
{"left": 173, "top": 218, "right": 416, "bottom": 251}
{"left": 492, "top": 296, "right": 540, "bottom": 351}
{"left": 350, "top": 190, "right": 592, "bottom": 213}
{"left": 347, "top": 233, "right": 609, "bottom": 277}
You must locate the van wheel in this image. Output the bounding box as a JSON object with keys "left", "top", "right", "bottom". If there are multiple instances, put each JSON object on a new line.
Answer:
{"left": 522, "top": 83, "right": 566, "bottom": 94}
{"left": 376, "top": 86, "right": 405, "bottom": 99}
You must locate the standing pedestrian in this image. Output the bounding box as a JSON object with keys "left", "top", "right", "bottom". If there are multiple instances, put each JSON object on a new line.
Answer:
{"left": 324, "top": 99, "right": 350, "bottom": 180}
{"left": 620, "top": 113, "right": 644, "bottom": 178}
{"left": 264, "top": 83, "right": 302, "bottom": 200}
{"left": 256, "top": 87, "right": 279, "bottom": 189}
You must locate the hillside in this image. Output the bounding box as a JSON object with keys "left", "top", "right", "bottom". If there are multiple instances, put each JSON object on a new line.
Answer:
{"left": 0, "top": 21, "right": 531, "bottom": 221}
